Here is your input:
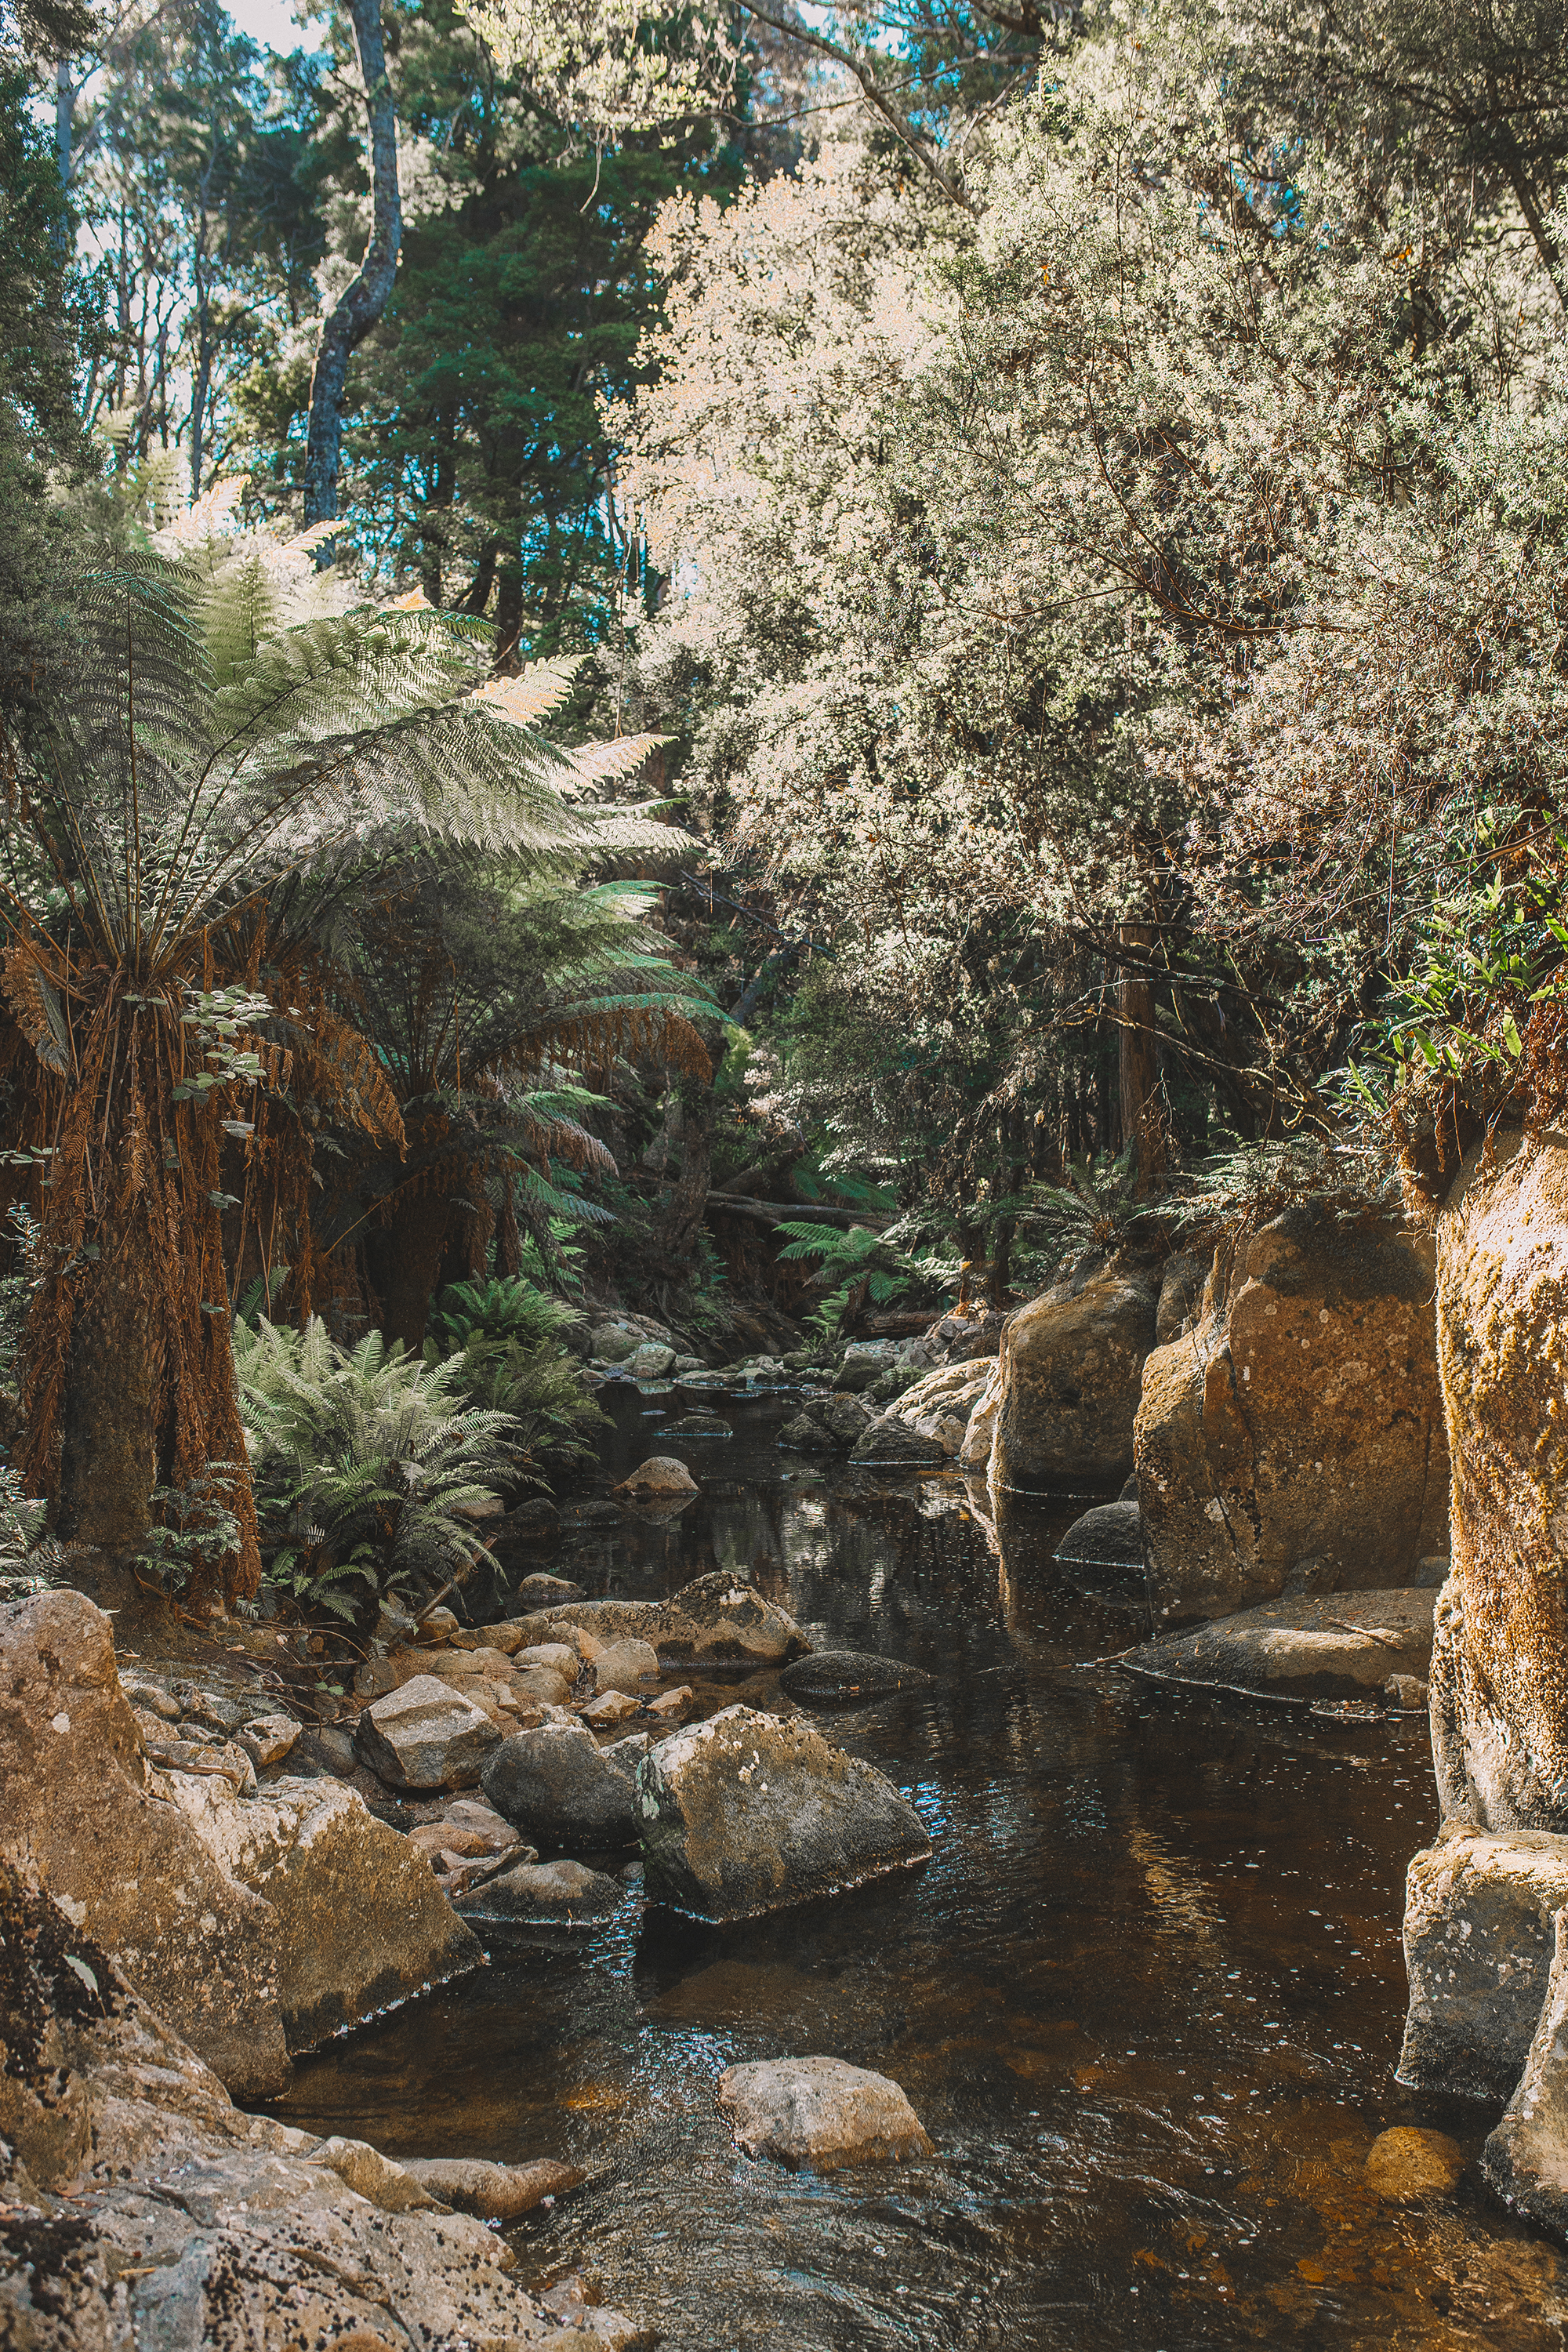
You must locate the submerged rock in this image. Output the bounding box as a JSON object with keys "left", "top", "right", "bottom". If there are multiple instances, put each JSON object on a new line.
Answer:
{"left": 482, "top": 1719, "right": 642, "bottom": 1850}
{"left": 1055, "top": 1499, "right": 1143, "bottom": 1570}
{"left": 456, "top": 1857, "right": 624, "bottom": 1920}
{"left": 716, "top": 2056, "right": 933, "bottom": 2170}
{"left": 1363, "top": 2128, "right": 1464, "bottom": 2200}
{"left": 163, "top": 1770, "right": 481, "bottom": 2054}
{"left": 593, "top": 1637, "right": 661, "bottom": 1694}
{"left": 354, "top": 1675, "right": 503, "bottom": 1790}
{"left": 0, "top": 1588, "right": 289, "bottom": 2099}
{"left": 636, "top": 1704, "right": 931, "bottom": 1922}
{"left": 779, "top": 1650, "right": 934, "bottom": 1704}
{"left": 1397, "top": 1824, "right": 1568, "bottom": 2100}
{"left": 401, "top": 2155, "right": 583, "bottom": 2219}
{"left": 1118, "top": 1588, "right": 1434, "bottom": 1704}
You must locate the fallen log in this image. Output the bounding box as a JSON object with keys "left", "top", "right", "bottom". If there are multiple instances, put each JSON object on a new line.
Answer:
{"left": 703, "top": 1192, "right": 892, "bottom": 1232}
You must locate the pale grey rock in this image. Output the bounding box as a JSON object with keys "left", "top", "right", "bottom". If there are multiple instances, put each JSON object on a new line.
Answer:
{"left": 236, "top": 1713, "right": 299, "bottom": 1769}
{"left": 1398, "top": 1824, "right": 1568, "bottom": 2101}
{"left": 354, "top": 1675, "right": 503, "bottom": 1790}
{"left": 593, "top": 1638, "right": 661, "bottom": 1695}
{"left": 637, "top": 1704, "right": 930, "bottom": 1923}
{"left": 1484, "top": 1903, "right": 1568, "bottom": 2238}
{"left": 629, "top": 1342, "right": 677, "bottom": 1378}
{"left": 716, "top": 2056, "right": 932, "bottom": 2170}
{"left": 401, "top": 2155, "right": 583, "bottom": 2219}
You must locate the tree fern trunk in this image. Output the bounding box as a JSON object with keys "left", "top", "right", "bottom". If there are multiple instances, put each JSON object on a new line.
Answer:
{"left": 374, "top": 1187, "right": 451, "bottom": 1354}
{"left": 302, "top": 0, "right": 401, "bottom": 537}
{"left": 55, "top": 1246, "right": 162, "bottom": 1554}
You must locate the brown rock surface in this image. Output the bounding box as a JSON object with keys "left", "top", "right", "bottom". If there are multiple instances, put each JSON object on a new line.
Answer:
{"left": 716, "top": 2056, "right": 932, "bottom": 2170}
{"left": 1134, "top": 1206, "right": 1449, "bottom": 1625}
{"left": 1363, "top": 2128, "right": 1464, "bottom": 2199}
{"left": 990, "top": 1258, "right": 1160, "bottom": 1490}
{"left": 0, "top": 1589, "right": 289, "bottom": 2099}
{"left": 1428, "top": 1129, "right": 1568, "bottom": 1829}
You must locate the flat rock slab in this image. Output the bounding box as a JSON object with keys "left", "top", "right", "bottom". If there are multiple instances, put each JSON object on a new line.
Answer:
{"left": 1398, "top": 1824, "right": 1568, "bottom": 2100}
{"left": 779, "top": 1651, "right": 934, "bottom": 1704}
{"left": 717, "top": 2056, "right": 932, "bottom": 2170}
{"left": 636, "top": 1704, "right": 930, "bottom": 1923}
{"left": 1117, "top": 1587, "right": 1434, "bottom": 1702}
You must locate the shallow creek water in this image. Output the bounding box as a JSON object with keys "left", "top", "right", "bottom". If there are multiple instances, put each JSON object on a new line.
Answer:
{"left": 272, "top": 1390, "right": 1568, "bottom": 2349}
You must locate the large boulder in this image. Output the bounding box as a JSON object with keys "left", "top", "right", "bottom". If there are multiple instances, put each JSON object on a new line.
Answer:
{"left": 1396, "top": 1824, "right": 1568, "bottom": 2100}
{"left": 0, "top": 1590, "right": 289, "bottom": 2100}
{"left": 990, "top": 1258, "right": 1160, "bottom": 1490}
{"left": 851, "top": 1359, "right": 995, "bottom": 1468}
{"left": 353, "top": 1675, "right": 503, "bottom": 1789}
{"left": 1134, "top": 1206, "right": 1450, "bottom": 1626}
{"left": 0, "top": 1858, "right": 640, "bottom": 2349}
{"left": 481, "top": 1719, "right": 642, "bottom": 1849}
{"left": 1483, "top": 1904, "right": 1568, "bottom": 2238}
{"left": 635, "top": 1704, "right": 930, "bottom": 1923}
{"left": 1427, "top": 1131, "right": 1568, "bottom": 1830}
{"left": 716, "top": 2056, "right": 932, "bottom": 2170}
{"left": 161, "top": 1772, "right": 481, "bottom": 2054}
{"left": 653, "top": 1570, "right": 811, "bottom": 1666}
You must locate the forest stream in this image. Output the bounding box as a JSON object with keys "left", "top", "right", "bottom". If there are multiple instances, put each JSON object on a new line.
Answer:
{"left": 267, "top": 1389, "right": 1568, "bottom": 2350}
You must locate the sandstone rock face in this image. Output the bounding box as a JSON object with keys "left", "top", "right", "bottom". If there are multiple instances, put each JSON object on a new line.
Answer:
{"left": 162, "top": 1772, "right": 481, "bottom": 2053}
{"left": 482, "top": 1719, "right": 642, "bottom": 1849}
{"left": 0, "top": 1859, "right": 640, "bottom": 2349}
{"left": 991, "top": 1258, "right": 1160, "bottom": 1491}
{"left": 636, "top": 1704, "right": 930, "bottom": 1923}
{"left": 1135, "top": 1206, "right": 1450, "bottom": 1625}
{"left": 716, "top": 2056, "right": 932, "bottom": 2170}
{"left": 1483, "top": 1904, "right": 1568, "bottom": 2238}
{"left": 354, "top": 1674, "right": 503, "bottom": 1789}
{"left": 1428, "top": 1130, "right": 1568, "bottom": 1830}
{"left": 1121, "top": 1587, "right": 1433, "bottom": 1703}
{"left": 0, "top": 1590, "right": 289, "bottom": 2100}
{"left": 1396, "top": 1824, "right": 1568, "bottom": 2100}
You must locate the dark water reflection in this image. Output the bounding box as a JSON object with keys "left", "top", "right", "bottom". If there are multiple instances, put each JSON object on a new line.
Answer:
{"left": 274, "top": 1393, "right": 1568, "bottom": 2348}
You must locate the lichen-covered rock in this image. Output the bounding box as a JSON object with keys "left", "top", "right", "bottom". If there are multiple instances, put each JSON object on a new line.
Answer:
{"left": 1134, "top": 1206, "right": 1450, "bottom": 1626}
{"left": 779, "top": 1650, "right": 933, "bottom": 1704}
{"left": 655, "top": 1570, "right": 810, "bottom": 1665}
{"left": 161, "top": 1772, "right": 481, "bottom": 2053}
{"left": 1396, "top": 1823, "right": 1568, "bottom": 2100}
{"left": 991, "top": 1258, "right": 1160, "bottom": 1490}
{"left": 1428, "top": 1131, "right": 1568, "bottom": 1830}
{"left": 456, "top": 1857, "right": 624, "bottom": 1920}
{"left": 0, "top": 1589, "right": 289, "bottom": 2100}
{"left": 636, "top": 1704, "right": 930, "bottom": 1923}
{"left": 1121, "top": 1587, "right": 1433, "bottom": 1703}
{"left": 716, "top": 2056, "right": 932, "bottom": 2169}
{"left": 0, "top": 1859, "right": 641, "bottom": 2349}
{"left": 354, "top": 1675, "right": 503, "bottom": 1789}
{"left": 613, "top": 1454, "right": 699, "bottom": 1497}
{"left": 482, "top": 1719, "right": 642, "bottom": 1849}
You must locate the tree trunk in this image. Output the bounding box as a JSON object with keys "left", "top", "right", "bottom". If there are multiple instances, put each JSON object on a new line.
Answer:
{"left": 371, "top": 1187, "right": 451, "bottom": 1354}
{"left": 659, "top": 1092, "right": 713, "bottom": 1264}
{"left": 1118, "top": 920, "right": 1166, "bottom": 1194}
{"left": 56, "top": 1250, "right": 163, "bottom": 1553}
{"left": 302, "top": 0, "right": 401, "bottom": 539}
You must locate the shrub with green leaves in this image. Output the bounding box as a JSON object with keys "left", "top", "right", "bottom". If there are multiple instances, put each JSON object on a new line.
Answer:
{"left": 426, "top": 1274, "right": 572, "bottom": 1358}
{"left": 234, "top": 1316, "right": 526, "bottom": 1622}
{"left": 775, "top": 1221, "right": 946, "bottom": 1342}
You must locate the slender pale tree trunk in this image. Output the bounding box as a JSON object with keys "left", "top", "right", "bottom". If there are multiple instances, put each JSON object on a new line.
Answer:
{"left": 302, "top": 0, "right": 401, "bottom": 538}
{"left": 1117, "top": 920, "right": 1166, "bottom": 1194}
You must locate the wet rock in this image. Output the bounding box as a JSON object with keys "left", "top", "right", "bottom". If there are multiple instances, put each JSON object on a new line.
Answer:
{"left": 401, "top": 2156, "right": 583, "bottom": 2219}
{"left": 779, "top": 1409, "right": 837, "bottom": 1452}
{"left": 1397, "top": 1824, "right": 1568, "bottom": 2100}
{"left": 513, "top": 1573, "right": 586, "bottom": 1612}
{"left": 849, "top": 1415, "right": 946, "bottom": 1467}
{"left": 1363, "top": 2128, "right": 1464, "bottom": 2199}
{"left": 0, "top": 1589, "right": 289, "bottom": 2099}
{"left": 0, "top": 1858, "right": 635, "bottom": 2347}
{"left": 456, "top": 1857, "right": 624, "bottom": 1920}
{"left": 236, "top": 1713, "right": 300, "bottom": 1769}
{"left": 833, "top": 1340, "right": 905, "bottom": 1392}
{"left": 594, "top": 1638, "right": 661, "bottom": 1695}
{"left": 1386, "top": 1673, "right": 1430, "bottom": 1711}
{"left": 821, "top": 1393, "right": 875, "bottom": 1445}
{"left": 1054, "top": 1500, "right": 1144, "bottom": 1570}
{"left": 613, "top": 1455, "right": 699, "bottom": 1498}
{"left": 655, "top": 1570, "right": 810, "bottom": 1666}
{"left": 666, "top": 1412, "right": 733, "bottom": 1436}
{"left": 1135, "top": 1207, "right": 1449, "bottom": 1627}
{"left": 1120, "top": 1588, "right": 1433, "bottom": 1703}
{"left": 636, "top": 1704, "right": 931, "bottom": 1923}
{"left": 993, "top": 1258, "right": 1160, "bottom": 1490}
{"left": 591, "top": 1322, "right": 641, "bottom": 1362}
{"left": 630, "top": 1342, "right": 677, "bottom": 1379}
{"left": 582, "top": 1690, "right": 641, "bottom": 1726}
{"left": 354, "top": 1675, "right": 503, "bottom": 1790}
{"left": 716, "top": 2056, "right": 932, "bottom": 2170}
{"left": 163, "top": 1771, "right": 481, "bottom": 2054}
{"left": 779, "top": 1650, "right": 934, "bottom": 1704}
{"left": 1484, "top": 1904, "right": 1568, "bottom": 2238}
{"left": 482, "top": 1719, "right": 642, "bottom": 1850}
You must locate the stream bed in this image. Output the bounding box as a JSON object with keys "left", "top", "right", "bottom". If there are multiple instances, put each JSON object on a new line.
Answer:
{"left": 271, "top": 1390, "right": 1568, "bottom": 2348}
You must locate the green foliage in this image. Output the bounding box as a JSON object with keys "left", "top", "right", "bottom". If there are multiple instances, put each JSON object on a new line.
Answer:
{"left": 135, "top": 1463, "right": 245, "bottom": 1601}
{"left": 775, "top": 1219, "right": 940, "bottom": 1341}
{"left": 426, "top": 1273, "right": 572, "bottom": 1356}
{"left": 234, "top": 1316, "right": 524, "bottom": 1621}
{"left": 445, "top": 1334, "right": 607, "bottom": 1472}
